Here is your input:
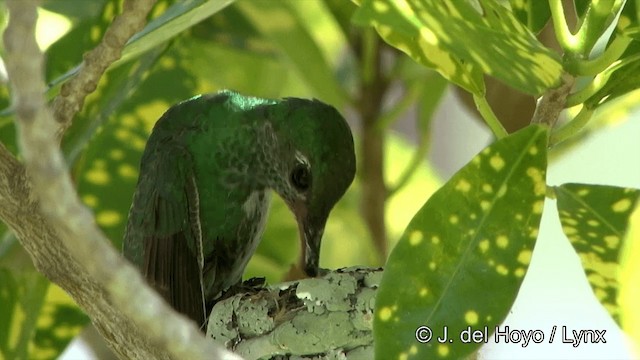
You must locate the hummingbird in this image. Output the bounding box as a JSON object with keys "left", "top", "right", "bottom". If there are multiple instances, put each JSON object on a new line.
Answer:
{"left": 122, "top": 90, "right": 356, "bottom": 326}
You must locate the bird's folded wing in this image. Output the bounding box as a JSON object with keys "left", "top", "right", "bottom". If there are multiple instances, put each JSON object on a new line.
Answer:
{"left": 126, "top": 145, "right": 206, "bottom": 325}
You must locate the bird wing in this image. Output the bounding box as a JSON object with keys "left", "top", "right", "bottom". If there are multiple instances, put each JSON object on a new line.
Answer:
{"left": 124, "top": 145, "right": 206, "bottom": 326}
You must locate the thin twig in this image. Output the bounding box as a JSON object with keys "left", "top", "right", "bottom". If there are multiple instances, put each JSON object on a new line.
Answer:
{"left": 549, "top": 106, "right": 595, "bottom": 147}
{"left": 51, "top": 0, "right": 157, "bottom": 138}
{"left": 473, "top": 94, "right": 508, "bottom": 138}
{"left": 2, "top": 1, "right": 239, "bottom": 359}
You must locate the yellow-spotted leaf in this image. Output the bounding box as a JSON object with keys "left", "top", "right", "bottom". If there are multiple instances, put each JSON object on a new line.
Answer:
{"left": 555, "top": 184, "right": 640, "bottom": 323}
{"left": 374, "top": 125, "right": 548, "bottom": 360}
{"left": 46, "top": 0, "right": 236, "bottom": 92}
{"left": 352, "top": 0, "right": 485, "bottom": 95}
{"left": 0, "top": 268, "right": 49, "bottom": 360}
{"left": 620, "top": 201, "right": 640, "bottom": 352}
{"left": 353, "top": 0, "right": 562, "bottom": 96}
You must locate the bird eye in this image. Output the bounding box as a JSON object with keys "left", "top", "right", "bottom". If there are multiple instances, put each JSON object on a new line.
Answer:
{"left": 290, "top": 164, "right": 311, "bottom": 191}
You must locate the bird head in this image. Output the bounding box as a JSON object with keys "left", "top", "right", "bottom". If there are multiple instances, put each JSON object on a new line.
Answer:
{"left": 265, "top": 98, "right": 356, "bottom": 276}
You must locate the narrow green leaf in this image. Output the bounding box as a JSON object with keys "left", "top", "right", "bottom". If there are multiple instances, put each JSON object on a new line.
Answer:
{"left": 47, "top": 0, "right": 236, "bottom": 91}
{"left": 509, "top": 0, "right": 551, "bottom": 33}
{"left": 0, "top": 268, "right": 18, "bottom": 357}
{"left": 619, "top": 200, "right": 640, "bottom": 349}
{"left": 616, "top": 0, "right": 639, "bottom": 32}
{"left": 374, "top": 125, "right": 548, "bottom": 359}
{"left": 119, "top": 0, "right": 235, "bottom": 66}
{"left": 235, "top": 0, "right": 348, "bottom": 107}
{"left": 585, "top": 45, "right": 640, "bottom": 108}
{"left": 44, "top": 0, "right": 113, "bottom": 81}
{"left": 353, "top": 0, "right": 562, "bottom": 95}
{"left": 75, "top": 41, "right": 200, "bottom": 247}
{"left": 555, "top": 183, "right": 640, "bottom": 323}
{"left": 0, "top": 268, "right": 49, "bottom": 360}
{"left": 31, "top": 285, "right": 88, "bottom": 360}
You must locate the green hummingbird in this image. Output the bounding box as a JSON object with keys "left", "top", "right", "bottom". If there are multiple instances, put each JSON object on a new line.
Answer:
{"left": 123, "top": 90, "right": 356, "bottom": 326}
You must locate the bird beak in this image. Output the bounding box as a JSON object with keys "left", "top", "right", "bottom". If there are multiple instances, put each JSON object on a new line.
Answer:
{"left": 299, "top": 218, "right": 325, "bottom": 277}
{"left": 292, "top": 201, "right": 327, "bottom": 277}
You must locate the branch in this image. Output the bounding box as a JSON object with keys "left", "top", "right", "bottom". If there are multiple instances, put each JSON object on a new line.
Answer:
{"left": 531, "top": 74, "right": 575, "bottom": 129}
{"left": 51, "top": 0, "right": 157, "bottom": 138}
{"left": 208, "top": 267, "right": 380, "bottom": 359}
{"left": 2, "top": 1, "right": 239, "bottom": 359}
{"left": 358, "top": 35, "right": 389, "bottom": 263}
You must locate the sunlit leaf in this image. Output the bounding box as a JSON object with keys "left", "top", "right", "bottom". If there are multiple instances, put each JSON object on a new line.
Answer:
{"left": 31, "top": 285, "right": 88, "bottom": 360}
{"left": 619, "top": 201, "right": 640, "bottom": 351}
{"left": 556, "top": 183, "right": 640, "bottom": 323}
{"left": 617, "top": 0, "right": 639, "bottom": 32}
{"left": 353, "top": 0, "right": 562, "bottom": 95}
{"left": 352, "top": 0, "right": 485, "bottom": 95}
{"left": 43, "top": 0, "right": 113, "bottom": 81}
{"left": 40, "top": 0, "right": 106, "bottom": 22}
{"left": 374, "top": 125, "right": 548, "bottom": 359}
{"left": 0, "top": 239, "right": 87, "bottom": 360}
{"left": 47, "top": 0, "right": 236, "bottom": 92}
{"left": 586, "top": 41, "right": 640, "bottom": 108}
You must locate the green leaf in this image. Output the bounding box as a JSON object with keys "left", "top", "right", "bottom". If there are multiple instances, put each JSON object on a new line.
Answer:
{"left": 353, "top": 0, "right": 562, "bottom": 96}
{"left": 0, "top": 268, "right": 49, "bottom": 360}
{"left": 47, "top": 0, "right": 236, "bottom": 92}
{"left": 585, "top": 42, "right": 640, "bottom": 108}
{"left": 31, "top": 285, "right": 88, "bottom": 360}
{"left": 619, "top": 200, "right": 640, "bottom": 349}
{"left": 119, "top": 0, "right": 236, "bottom": 66}
{"left": 63, "top": 45, "right": 166, "bottom": 163}
{"left": 555, "top": 183, "right": 640, "bottom": 323}
{"left": 577, "top": 0, "right": 626, "bottom": 54}
{"left": 40, "top": 0, "right": 106, "bottom": 21}
{"left": 509, "top": 0, "right": 551, "bottom": 34}
{"left": 235, "top": 0, "right": 348, "bottom": 107}
{"left": 374, "top": 125, "right": 548, "bottom": 359}
{"left": 0, "top": 268, "right": 18, "bottom": 357}
{"left": 617, "top": 0, "right": 639, "bottom": 32}
{"left": 44, "top": 0, "right": 113, "bottom": 81}
{"left": 352, "top": 0, "right": 485, "bottom": 95}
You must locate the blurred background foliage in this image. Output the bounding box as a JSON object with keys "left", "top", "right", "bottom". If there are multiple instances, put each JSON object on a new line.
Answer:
{"left": 0, "top": 0, "right": 639, "bottom": 359}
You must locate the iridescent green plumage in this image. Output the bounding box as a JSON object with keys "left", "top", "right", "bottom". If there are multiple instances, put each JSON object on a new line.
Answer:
{"left": 123, "top": 90, "right": 355, "bottom": 326}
